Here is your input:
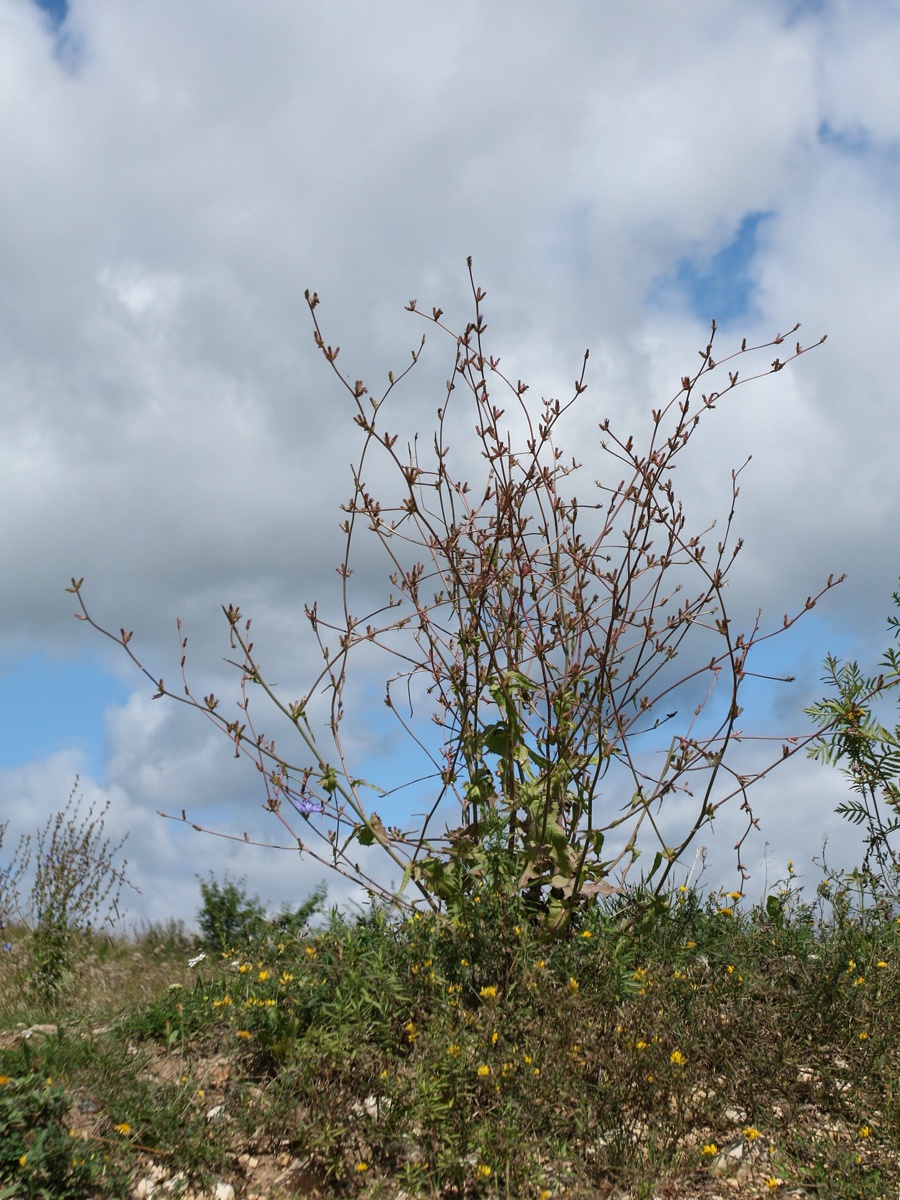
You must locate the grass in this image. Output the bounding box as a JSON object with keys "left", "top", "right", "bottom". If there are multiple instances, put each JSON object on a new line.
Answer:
{"left": 1, "top": 870, "right": 899, "bottom": 1199}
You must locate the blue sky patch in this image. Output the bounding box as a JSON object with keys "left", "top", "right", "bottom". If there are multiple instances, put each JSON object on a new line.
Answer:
{"left": 817, "top": 121, "right": 872, "bottom": 156}
{"left": 0, "top": 653, "right": 128, "bottom": 778}
{"left": 782, "top": 0, "right": 826, "bottom": 23}
{"left": 650, "top": 210, "right": 772, "bottom": 326}
{"left": 31, "top": 0, "right": 69, "bottom": 25}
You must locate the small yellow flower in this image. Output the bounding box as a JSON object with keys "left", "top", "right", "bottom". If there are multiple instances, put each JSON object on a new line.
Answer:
{"left": 718, "top": 906, "right": 734, "bottom": 917}
{"left": 701, "top": 1143, "right": 718, "bottom": 1156}
{"left": 728, "top": 891, "right": 742, "bottom": 901}
{"left": 858, "top": 1124, "right": 871, "bottom": 1138}
{"left": 743, "top": 1126, "right": 761, "bottom": 1141}
{"left": 726, "top": 964, "right": 735, "bottom": 974}
{"left": 491, "top": 1030, "right": 499, "bottom": 1044}
{"left": 18, "top": 1154, "right": 26, "bottom": 1168}
{"left": 765, "top": 1178, "right": 780, "bottom": 1190}
{"left": 0, "top": 1076, "right": 8, "bottom": 1086}
{"left": 355, "top": 1161, "right": 369, "bottom": 1172}
{"left": 479, "top": 985, "right": 497, "bottom": 1000}
{"left": 635, "top": 1040, "right": 649, "bottom": 1051}
{"left": 859, "top": 1031, "right": 869, "bottom": 1040}
{"left": 447, "top": 1043, "right": 461, "bottom": 1057}
{"left": 669, "top": 1050, "right": 686, "bottom": 1066}
{"left": 114, "top": 1123, "right": 131, "bottom": 1136}
{"left": 258, "top": 970, "right": 270, "bottom": 982}
{"left": 567, "top": 977, "right": 579, "bottom": 993}
{"left": 580, "top": 929, "right": 592, "bottom": 938}
{"left": 460, "top": 957, "right": 469, "bottom": 967}
{"left": 476, "top": 1164, "right": 491, "bottom": 1179}
{"left": 304, "top": 945, "right": 317, "bottom": 958}
{"left": 236, "top": 1030, "right": 251, "bottom": 1039}
{"left": 477, "top": 1064, "right": 490, "bottom": 1077}
{"left": 876, "top": 961, "right": 887, "bottom": 968}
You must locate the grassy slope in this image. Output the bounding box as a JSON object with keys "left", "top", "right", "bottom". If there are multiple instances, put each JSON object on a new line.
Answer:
{"left": 0, "top": 880, "right": 899, "bottom": 1200}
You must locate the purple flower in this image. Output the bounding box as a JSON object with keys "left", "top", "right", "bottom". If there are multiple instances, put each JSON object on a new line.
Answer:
{"left": 290, "top": 794, "right": 324, "bottom": 817}
{"left": 2, "top": 943, "right": 12, "bottom": 953}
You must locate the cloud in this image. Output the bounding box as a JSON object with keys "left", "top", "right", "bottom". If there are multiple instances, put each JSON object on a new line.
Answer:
{"left": 1, "top": 0, "right": 899, "bottom": 924}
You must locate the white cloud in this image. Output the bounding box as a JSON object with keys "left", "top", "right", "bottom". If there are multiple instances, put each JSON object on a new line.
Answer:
{"left": 1, "top": 0, "right": 899, "bottom": 924}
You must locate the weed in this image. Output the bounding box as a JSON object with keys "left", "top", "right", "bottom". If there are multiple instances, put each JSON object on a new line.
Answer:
{"left": 0, "top": 1066, "right": 127, "bottom": 1198}
{"left": 0, "top": 779, "right": 133, "bottom": 1005}
{"left": 0, "top": 867, "right": 897, "bottom": 1196}
{"left": 72, "top": 270, "right": 845, "bottom": 935}
{"left": 808, "top": 579, "right": 900, "bottom": 898}
{"left": 197, "top": 872, "right": 326, "bottom": 955}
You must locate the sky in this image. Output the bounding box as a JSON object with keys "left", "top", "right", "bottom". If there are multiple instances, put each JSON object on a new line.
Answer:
{"left": 2, "top": 0, "right": 900, "bottom": 931}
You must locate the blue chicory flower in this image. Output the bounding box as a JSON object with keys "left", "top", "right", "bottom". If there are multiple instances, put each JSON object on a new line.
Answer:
{"left": 290, "top": 794, "right": 324, "bottom": 817}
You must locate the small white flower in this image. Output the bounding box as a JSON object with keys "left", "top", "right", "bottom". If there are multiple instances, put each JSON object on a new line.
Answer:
{"left": 188, "top": 953, "right": 207, "bottom": 968}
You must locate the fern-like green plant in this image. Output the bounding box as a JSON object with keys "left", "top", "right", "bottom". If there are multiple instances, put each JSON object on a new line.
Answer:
{"left": 807, "top": 582, "right": 900, "bottom": 895}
